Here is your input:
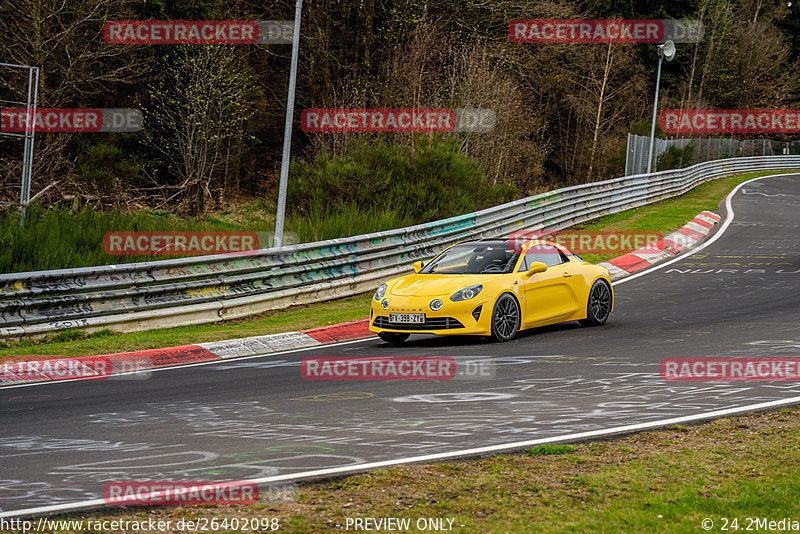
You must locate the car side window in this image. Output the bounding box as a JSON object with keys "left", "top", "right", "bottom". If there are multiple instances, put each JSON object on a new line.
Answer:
{"left": 518, "top": 244, "right": 567, "bottom": 271}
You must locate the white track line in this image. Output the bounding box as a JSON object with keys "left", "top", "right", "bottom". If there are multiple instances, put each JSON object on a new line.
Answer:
{"left": 2, "top": 172, "right": 799, "bottom": 519}
{"left": 5, "top": 393, "right": 800, "bottom": 519}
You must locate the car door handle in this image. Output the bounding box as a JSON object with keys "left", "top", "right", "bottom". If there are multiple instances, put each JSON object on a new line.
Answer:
{"left": 562, "top": 272, "right": 572, "bottom": 278}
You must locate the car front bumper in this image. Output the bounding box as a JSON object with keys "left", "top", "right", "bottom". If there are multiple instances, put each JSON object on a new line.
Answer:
{"left": 368, "top": 294, "right": 492, "bottom": 336}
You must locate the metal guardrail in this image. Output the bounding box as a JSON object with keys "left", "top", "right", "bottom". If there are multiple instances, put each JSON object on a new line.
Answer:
{"left": 1, "top": 155, "right": 798, "bottom": 338}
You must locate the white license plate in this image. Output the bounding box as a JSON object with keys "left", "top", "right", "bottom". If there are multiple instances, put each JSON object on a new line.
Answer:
{"left": 389, "top": 313, "right": 425, "bottom": 324}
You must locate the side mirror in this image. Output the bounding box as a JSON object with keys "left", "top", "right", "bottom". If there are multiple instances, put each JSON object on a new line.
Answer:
{"left": 521, "top": 261, "right": 547, "bottom": 278}
{"left": 412, "top": 260, "right": 423, "bottom": 273}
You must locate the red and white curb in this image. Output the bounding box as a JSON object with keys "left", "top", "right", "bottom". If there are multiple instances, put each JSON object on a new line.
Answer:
{"left": 598, "top": 211, "right": 721, "bottom": 281}
{"left": 0, "top": 320, "right": 371, "bottom": 384}
{"left": 197, "top": 320, "right": 371, "bottom": 358}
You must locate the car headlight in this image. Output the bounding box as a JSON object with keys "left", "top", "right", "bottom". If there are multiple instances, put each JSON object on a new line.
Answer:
{"left": 450, "top": 284, "right": 483, "bottom": 302}
{"left": 374, "top": 283, "right": 387, "bottom": 301}
{"left": 430, "top": 299, "right": 443, "bottom": 311}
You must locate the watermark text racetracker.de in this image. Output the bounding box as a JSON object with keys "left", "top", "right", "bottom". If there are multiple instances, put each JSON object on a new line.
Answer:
{"left": 0, "top": 108, "right": 142, "bottom": 133}
{"left": 104, "top": 231, "right": 260, "bottom": 256}
{"left": 1, "top": 355, "right": 151, "bottom": 383}
{"left": 103, "top": 20, "right": 294, "bottom": 44}
{"left": 0, "top": 517, "right": 280, "bottom": 532}
{"left": 300, "top": 108, "right": 495, "bottom": 133}
{"left": 508, "top": 230, "right": 662, "bottom": 254}
{"left": 662, "top": 357, "right": 800, "bottom": 381}
{"left": 104, "top": 481, "right": 258, "bottom": 505}
{"left": 104, "top": 231, "right": 297, "bottom": 255}
{"left": 301, "top": 356, "right": 495, "bottom": 381}
{"left": 509, "top": 19, "right": 703, "bottom": 43}
{"left": 660, "top": 109, "right": 800, "bottom": 134}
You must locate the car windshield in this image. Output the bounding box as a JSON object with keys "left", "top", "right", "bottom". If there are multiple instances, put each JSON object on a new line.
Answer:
{"left": 421, "top": 243, "right": 519, "bottom": 274}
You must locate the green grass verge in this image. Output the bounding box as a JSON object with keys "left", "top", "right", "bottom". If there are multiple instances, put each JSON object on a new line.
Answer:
{"left": 0, "top": 200, "right": 276, "bottom": 273}
{"left": 34, "top": 409, "right": 800, "bottom": 533}
{"left": 0, "top": 169, "right": 794, "bottom": 359}
{"left": 526, "top": 444, "right": 577, "bottom": 457}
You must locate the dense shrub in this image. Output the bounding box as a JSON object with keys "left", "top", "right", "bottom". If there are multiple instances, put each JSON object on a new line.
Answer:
{"left": 287, "top": 136, "right": 515, "bottom": 224}
{"left": 657, "top": 143, "right": 697, "bottom": 171}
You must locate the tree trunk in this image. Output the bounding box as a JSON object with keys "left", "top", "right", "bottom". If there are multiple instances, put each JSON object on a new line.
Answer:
{"left": 587, "top": 42, "right": 614, "bottom": 180}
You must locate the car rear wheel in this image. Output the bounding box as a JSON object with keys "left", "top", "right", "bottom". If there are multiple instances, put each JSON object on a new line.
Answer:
{"left": 579, "top": 279, "right": 612, "bottom": 327}
{"left": 378, "top": 332, "right": 410, "bottom": 345}
{"left": 491, "top": 293, "right": 520, "bottom": 341}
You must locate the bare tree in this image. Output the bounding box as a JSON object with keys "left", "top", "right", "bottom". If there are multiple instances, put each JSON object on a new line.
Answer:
{"left": 586, "top": 42, "right": 614, "bottom": 180}
{"left": 144, "top": 46, "right": 255, "bottom": 215}
{"left": 0, "top": 0, "right": 141, "bottom": 204}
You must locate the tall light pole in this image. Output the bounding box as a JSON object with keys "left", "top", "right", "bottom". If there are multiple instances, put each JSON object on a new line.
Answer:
{"left": 647, "top": 40, "right": 676, "bottom": 174}
{"left": 273, "top": 0, "right": 303, "bottom": 248}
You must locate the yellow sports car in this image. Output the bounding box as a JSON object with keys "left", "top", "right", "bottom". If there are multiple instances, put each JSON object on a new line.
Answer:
{"left": 369, "top": 239, "right": 613, "bottom": 344}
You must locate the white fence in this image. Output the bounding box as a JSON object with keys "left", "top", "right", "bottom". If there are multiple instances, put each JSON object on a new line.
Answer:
{"left": 624, "top": 133, "right": 800, "bottom": 176}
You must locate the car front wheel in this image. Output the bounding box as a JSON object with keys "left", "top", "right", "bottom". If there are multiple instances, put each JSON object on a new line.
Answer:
{"left": 491, "top": 293, "right": 520, "bottom": 341}
{"left": 579, "top": 279, "right": 612, "bottom": 327}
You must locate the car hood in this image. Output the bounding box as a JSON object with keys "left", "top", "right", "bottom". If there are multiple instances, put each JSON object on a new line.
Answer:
{"left": 388, "top": 274, "right": 503, "bottom": 297}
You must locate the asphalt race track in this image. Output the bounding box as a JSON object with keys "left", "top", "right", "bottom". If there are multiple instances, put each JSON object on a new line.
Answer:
{"left": 1, "top": 172, "right": 799, "bottom": 517}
